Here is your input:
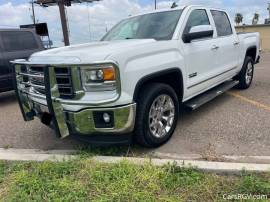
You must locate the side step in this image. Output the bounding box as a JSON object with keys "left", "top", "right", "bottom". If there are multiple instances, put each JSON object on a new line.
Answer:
{"left": 184, "top": 80, "right": 239, "bottom": 110}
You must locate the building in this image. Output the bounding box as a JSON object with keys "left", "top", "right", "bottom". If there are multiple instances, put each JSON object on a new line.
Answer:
{"left": 236, "top": 24, "right": 270, "bottom": 51}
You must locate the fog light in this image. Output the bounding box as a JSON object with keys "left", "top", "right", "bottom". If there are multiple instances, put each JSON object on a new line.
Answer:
{"left": 93, "top": 111, "right": 114, "bottom": 128}
{"left": 103, "top": 113, "right": 111, "bottom": 123}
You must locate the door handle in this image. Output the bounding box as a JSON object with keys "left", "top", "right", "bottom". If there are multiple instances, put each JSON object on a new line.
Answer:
{"left": 211, "top": 45, "right": 219, "bottom": 50}
{"left": 233, "top": 41, "right": 240, "bottom": 46}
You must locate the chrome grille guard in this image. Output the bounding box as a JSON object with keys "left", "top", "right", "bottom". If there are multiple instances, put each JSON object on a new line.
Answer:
{"left": 13, "top": 61, "right": 70, "bottom": 138}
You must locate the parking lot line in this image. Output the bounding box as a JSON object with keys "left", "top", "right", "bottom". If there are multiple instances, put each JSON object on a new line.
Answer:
{"left": 227, "top": 91, "right": 270, "bottom": 112}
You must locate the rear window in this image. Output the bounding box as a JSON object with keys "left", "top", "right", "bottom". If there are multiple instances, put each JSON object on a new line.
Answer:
{"left": 210, "top": 10, "right": 233, "bottom": 37}
{"left": 1, "top": 31, "right": 39, "bottom": 52}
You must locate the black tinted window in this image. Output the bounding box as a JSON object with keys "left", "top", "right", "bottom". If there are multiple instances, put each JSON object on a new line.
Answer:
{"left": 211, "top": 10, "right": 232, "bottom": 36}
{"left": 184, "top": 9, "right": 210, "bottom": 34}
{"left": 1, "top": 31, "right": 38, "bottom": 52}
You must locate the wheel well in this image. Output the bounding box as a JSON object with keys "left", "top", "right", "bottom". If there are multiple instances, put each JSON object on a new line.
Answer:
{"left": 133, "top": 69, "right": 183, "bottom": 102}
{"left": 246, "top": 47, "right": 257, "bottom": 62}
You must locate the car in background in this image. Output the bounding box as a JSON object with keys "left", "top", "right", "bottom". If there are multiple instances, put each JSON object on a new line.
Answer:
{"left": 0, "top": 29, "right": 44, "bottom": 92}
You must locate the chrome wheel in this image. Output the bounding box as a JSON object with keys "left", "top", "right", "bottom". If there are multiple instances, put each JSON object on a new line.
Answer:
{"left": 245, "top": 62, "right": 253, "bottom": 85}
{"left": 148, "top": 94, "right": 175, "bottom": 138}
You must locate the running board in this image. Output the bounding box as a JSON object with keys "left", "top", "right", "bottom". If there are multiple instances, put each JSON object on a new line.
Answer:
{"left": 184, "top": 80, "right": 239, "bottom": 110}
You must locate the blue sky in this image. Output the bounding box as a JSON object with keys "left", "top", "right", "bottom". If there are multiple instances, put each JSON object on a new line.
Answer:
{"left": 0, "top": 0, "right": 269, "bottom": 46}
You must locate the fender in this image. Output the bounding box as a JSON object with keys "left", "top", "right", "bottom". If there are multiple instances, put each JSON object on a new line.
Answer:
{"left": 245, "top": 45, "right": 257, "bottom": 61}
{"left": 133, "top": 68, "right": 184, "bottom": 102}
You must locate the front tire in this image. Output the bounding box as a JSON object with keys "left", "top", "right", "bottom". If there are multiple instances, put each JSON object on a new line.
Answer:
{"left": 135, "top": 83, "right": 179, "bottom": 148}
{"left": 235, "top": 56, "right": 254, "bottom": 89}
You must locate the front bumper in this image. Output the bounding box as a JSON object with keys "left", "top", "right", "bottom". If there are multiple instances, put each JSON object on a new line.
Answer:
{"left": 13, "top": 63, "right": 136, "bottom": 143}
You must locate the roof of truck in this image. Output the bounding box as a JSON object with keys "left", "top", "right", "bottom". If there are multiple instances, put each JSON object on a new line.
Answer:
{"left": 128, "top": 5, "right": 226, "bottom": 19}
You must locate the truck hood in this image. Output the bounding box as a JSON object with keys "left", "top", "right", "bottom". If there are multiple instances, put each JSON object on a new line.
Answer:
{"left": 29, "top": 39, "right": 156, "bottom": 64}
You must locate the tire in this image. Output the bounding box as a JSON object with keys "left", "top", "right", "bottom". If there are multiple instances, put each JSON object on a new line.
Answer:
{"left": 134, "top": 83, "right": 179, "bottom": 148}
{"left": 235, "top": 56, "right": 254, "bottom": 89}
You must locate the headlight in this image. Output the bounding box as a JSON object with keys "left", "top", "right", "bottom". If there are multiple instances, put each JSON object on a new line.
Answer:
{"left": 80, "top": 65, "right": 117, "bottom": 92}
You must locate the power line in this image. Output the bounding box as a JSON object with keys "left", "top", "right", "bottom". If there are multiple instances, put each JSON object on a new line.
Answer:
{"left": 87, "top": 2, "right": 92, "bottom": 41}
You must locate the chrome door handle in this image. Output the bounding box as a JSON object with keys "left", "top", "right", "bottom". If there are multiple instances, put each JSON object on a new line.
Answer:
{"left": 211, "top": 45, "right": 219, "bottom": 50}
{"left": 233, "top": 41, "right": 240, "bottom": 46}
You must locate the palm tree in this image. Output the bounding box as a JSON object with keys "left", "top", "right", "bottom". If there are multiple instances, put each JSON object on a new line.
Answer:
{"left": 171, "top": 2, "right": 178, "bottom": 9}
{"left": 252, "top": 13, "right": 259, "bottom": 25}
{"left": 235, "top": 13, "right": 243, "bottom": 25}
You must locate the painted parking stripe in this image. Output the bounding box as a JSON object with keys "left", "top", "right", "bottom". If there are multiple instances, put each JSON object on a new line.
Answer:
{"left": 227, "top": 92, "right": 270, "bottom": 112}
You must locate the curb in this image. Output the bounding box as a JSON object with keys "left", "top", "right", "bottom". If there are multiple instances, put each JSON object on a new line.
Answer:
{"left": 0, "top": 148, "right": 76, "bottom": 162}
{"left": 0, "top": 148, "right": 270, "bottom": 174}
{"left": 152, "top": 152, "right": 270, "bottom": 164}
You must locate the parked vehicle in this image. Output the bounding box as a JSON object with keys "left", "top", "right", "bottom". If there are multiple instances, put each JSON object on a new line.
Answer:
{"left": 12, "top": 6, "right": 260, "bottom": 147}
{"left": 0, "top": 29, "right": 44, "bottom": 92}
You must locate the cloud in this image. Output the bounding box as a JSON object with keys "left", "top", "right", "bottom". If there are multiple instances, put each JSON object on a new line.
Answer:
{"left": 0, "top": 0, "right": 269, "bottom": 46}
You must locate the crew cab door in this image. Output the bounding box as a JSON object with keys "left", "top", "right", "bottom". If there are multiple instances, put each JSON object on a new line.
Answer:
{"left": 210, "top": 10, "right": 240, "bottom": 74}
{"left": 181, "top": 8, "right": 219, "bottom": 98}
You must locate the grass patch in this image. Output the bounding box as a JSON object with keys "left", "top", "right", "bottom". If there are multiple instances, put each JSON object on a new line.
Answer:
{"left": 0, "top": 159, "right": 269, "bottom": 201}
{"left": 75, "top": 144, "right": 146, "bottom": 158}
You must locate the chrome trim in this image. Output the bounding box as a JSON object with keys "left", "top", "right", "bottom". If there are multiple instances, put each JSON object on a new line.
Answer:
{"left": 67, "top": 103, "right": 136, "bottom": 135}
{"left": 19, "top": 72, "right": 44, "bottom": 78}
{"left": 45, "top": 66, "right": 70, "bottom": 138}
{"left": 29, "top": 83, "right": 45, "bottom": 89}
{"left": 14, "top": 64, "right": 34, "bottom": 121}
{"left": 84, "top": 80, "right": 116, "bottom": 87}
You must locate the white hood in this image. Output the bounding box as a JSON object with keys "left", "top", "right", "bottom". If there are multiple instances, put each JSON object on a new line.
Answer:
{"left": 29, "top": 39, "right": 156, "bottom": 65}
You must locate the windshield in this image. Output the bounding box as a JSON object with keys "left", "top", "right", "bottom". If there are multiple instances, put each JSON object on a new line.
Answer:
{"left": 102, "top": 10, "right": 182, "bottom": 41}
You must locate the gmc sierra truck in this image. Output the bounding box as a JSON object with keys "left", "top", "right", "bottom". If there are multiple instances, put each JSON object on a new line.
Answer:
{"left": 12, "top": 6, "right": 260, "bottom": 147}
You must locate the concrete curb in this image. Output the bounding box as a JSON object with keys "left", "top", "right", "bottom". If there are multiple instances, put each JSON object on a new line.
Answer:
{"left": 152, "top": 152, "right": 270, "bottom": 164}
{"left": 0, "top": 148, "right": 77, "bottom": 162}
{"left": 93, "top": 156, "right": 270, "bottom": 174}
{"left": 0, "top": 148, "right": 270, "bottom": 174}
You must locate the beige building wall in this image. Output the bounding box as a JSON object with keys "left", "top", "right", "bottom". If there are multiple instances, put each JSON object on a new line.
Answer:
{"left": 236, "top": 24, "right": 270, "bottom": 51}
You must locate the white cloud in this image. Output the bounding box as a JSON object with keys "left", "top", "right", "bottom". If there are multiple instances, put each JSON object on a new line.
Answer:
{"left": 0, "top": 0, "right": 269, "bottom": 46}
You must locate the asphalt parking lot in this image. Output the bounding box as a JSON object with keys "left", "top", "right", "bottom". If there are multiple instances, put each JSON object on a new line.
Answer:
{"left": 0, "top": 53, "right": 269, "bottom": 157}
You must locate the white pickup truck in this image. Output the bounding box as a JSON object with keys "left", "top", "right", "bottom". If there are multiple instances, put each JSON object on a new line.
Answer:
{"left": 13, "top": 5, "right": 260, "bottom": 147}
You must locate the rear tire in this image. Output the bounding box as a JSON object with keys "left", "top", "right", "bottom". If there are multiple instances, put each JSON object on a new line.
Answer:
{"left": 235, "top": 56, "right": 254, "bottom": 89}
{"left": 134, "top": 83, "right": 179, "bottom": 148}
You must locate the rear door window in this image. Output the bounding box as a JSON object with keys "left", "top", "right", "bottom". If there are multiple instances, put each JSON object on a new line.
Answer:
{"left": 1, "top": 31, "right": 38, "bottom": 52}
{"left": 210, "top": 10, "right": 233, "bottom": 37}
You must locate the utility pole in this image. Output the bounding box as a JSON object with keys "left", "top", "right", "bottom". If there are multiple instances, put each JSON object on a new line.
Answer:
{"left": 58, "top": 0, "right": 70, "bottom": 46}
{"left": 31, "top": 0, "right": 36, "bottom": 25}
{"left": 154, "top": 0, "right": 157, "bottom": 10}
{"left": 268, "top": 2, "right": 270, "bottom": 18}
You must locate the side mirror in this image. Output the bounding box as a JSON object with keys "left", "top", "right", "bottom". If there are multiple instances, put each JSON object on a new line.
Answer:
{"left": 182, "top": 25, "right": 214, "bottom": 43}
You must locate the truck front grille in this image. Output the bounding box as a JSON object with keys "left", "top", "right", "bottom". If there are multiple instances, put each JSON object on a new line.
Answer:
{"left": 54, "top": 67, "right": 73, "bottom": 98}
{"left": 22, "top": 66, "right": 74, "bottom": 99}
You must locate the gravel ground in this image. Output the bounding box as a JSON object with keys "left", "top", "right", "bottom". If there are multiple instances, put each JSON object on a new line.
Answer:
{"left": 0, "top": 53, "right": 269, "bottom": 157}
